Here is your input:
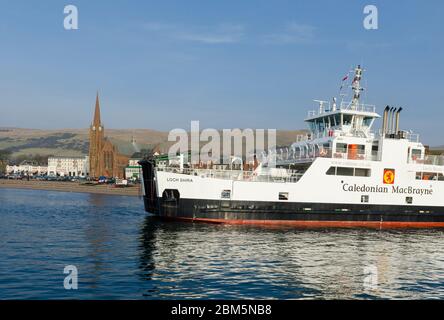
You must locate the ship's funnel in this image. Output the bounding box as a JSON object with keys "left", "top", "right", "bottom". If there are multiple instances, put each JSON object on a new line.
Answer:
{"left": 391, "top": 108, "right": 398, "bottom": 134}
{"left": 387, "top": 107, "right": 394, "bottom": 134}
{"left": 395, "top": 107, "right": 403, "bottom": 134}
{"left": 382, "top": 106, "right": 390, "bottom": 134}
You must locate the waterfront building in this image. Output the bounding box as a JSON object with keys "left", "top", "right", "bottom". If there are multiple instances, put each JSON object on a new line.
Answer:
{"left": 125, "top": 159, "right": 142, "bottom": 180}
{"left": 6, "top": 160, "right": 48, "bottom": 176}
{"left": 88, "top": 93, "right": 129, "bottom": 178}
{"left": 47, "top": 156, "right": 89, "bottom": 177}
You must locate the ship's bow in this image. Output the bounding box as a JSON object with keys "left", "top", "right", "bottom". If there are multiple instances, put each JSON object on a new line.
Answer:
{"left": 139, "top": 159, "right": 159, "bottom": 214}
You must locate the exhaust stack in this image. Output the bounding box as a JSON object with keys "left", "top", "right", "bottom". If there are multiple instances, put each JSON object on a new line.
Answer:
{"left": 387, "top": 107, "right": 394, "bottom": 134}
{"left": 391, "top": 108, "right": 398, "bottom": 134}
{"left": 395, "top": 107, "right": 403, "bottom": 134}
{"left": 382, "top": 106, "right": 390, "bottom": 135}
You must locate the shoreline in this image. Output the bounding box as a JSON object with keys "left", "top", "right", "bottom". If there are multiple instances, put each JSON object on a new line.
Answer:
{"left": 0, "top": 180, "right": 141, "bottom": 197}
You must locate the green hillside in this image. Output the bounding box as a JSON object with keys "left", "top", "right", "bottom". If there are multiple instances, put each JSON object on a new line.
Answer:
{"left": 0, "top": 127, "right": 309, "bottom": 161}
{"left": 0, "top": 128, "right": 168, "bottom": 159}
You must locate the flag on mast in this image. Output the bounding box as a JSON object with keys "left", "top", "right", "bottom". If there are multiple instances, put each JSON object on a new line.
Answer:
{"left": 340, "top": 73, "right": 349, "bottom": 91}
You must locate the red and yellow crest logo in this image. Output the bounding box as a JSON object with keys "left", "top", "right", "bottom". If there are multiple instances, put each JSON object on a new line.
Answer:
{"left": 383, "top": 169, "right": 395, "bottom": 184}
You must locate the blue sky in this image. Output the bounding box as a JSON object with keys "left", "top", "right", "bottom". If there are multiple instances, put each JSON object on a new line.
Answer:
{"left": 0, "top": 0, "right": 443, "bottom": 145}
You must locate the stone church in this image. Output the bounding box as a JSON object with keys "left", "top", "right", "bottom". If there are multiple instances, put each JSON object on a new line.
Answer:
{"left": 88, "top": 93, "right": 129, "bottom": 178}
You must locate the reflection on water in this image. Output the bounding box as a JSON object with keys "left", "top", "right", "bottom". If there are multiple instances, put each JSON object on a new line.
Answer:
{"left": 1, "top": 188, "right": 444, "bottom": 299}
{"left": 137, "top": 217, "right": 444, "bottom": 299}
{"left": 83, "top": 194, "right": 111, "bottom": 290}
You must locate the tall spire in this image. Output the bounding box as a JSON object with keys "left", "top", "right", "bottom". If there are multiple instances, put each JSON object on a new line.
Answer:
{"left": 93, "top": 91, "right": 101, "bottom": 126}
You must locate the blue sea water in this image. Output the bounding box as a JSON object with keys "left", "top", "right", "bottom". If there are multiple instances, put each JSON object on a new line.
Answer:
{"left": 1, "top": 188, "right": 444, "bottom": 299}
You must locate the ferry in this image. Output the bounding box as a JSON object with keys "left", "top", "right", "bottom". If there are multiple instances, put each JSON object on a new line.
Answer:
{"left": 140, "top": 66, "right": 444, "bottom": 228}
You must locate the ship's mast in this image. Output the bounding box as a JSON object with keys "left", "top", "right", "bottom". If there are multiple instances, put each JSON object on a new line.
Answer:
{"left": 350, "top": 65, "right": 364, "bottom": 110}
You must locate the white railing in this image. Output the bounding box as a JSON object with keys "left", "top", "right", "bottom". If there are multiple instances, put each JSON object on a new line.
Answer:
{"left": 307, "top": 101, "right": 377, "bottom": 118}
{"left": 156, "top": 167, "right": 304, "bottom": 183}
{"left": 409, "top": 155, "right": 444, "bottom": 166}
{"left": 407, "top": 133, "right": 420, "bottom": 143}
{"left": 376, "top": 129, "right": 420, "bottom": 142}
{"left": 271, "top": 147, "right": 378, "bottom": 164}
{"left": 340, "top": 101, "right": 376, "bottom": 113}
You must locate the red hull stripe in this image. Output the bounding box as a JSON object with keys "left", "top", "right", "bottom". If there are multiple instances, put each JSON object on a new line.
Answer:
{"left": 160, "top": 216, "right": 444, "bottom": 229}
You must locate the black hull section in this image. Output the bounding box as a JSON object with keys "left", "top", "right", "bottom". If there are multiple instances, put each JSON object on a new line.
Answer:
{"left": 139, "top": 160, "right": 159, "bottom": 214}
{"left": 143, "top": 196, "right": 444, "bottom": 224}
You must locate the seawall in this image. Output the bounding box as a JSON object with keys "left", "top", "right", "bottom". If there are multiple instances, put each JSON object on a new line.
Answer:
{"left": 0, "top": 180, "right": 141, "bottom": 197}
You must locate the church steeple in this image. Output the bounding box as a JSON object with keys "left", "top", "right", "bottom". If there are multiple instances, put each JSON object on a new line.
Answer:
{"left": 93, "top": 91, "right": 101, "bottom": 126}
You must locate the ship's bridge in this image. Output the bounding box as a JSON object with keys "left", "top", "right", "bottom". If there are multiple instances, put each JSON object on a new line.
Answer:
{"left": 272, "top": 100, "right": 381, "bottom": 165}
{"left": 305, "top": 99, "right": 380, "bottom": 140}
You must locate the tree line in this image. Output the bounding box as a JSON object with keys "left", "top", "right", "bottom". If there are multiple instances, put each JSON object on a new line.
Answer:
{"left": 0, "top": 150, "right": 51, "bottom": 173}
{"left": 0, "top": 150, "right": 11, "bottom": 173}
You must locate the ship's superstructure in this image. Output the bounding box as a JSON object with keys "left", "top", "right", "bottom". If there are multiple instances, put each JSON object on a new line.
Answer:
{"left": 140, "top": 66, "right": 444, "bottom": 228}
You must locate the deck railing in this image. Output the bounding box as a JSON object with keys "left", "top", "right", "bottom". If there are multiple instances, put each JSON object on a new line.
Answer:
{"left": 156, "top": 167, "right": 304, "bottom": 183}
{"left": 307, "top": 101, "right": 376, "bottom": 118}
{"left": 272, "top": 147, "right": 378, "bottom": 164}
{"left": 409, "top": 155, "right": 444, "bottom": 166}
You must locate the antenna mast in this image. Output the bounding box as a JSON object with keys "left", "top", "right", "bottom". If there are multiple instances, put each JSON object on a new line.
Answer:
{"left": 350, "top": 65, "right": 364, "bottom": 110}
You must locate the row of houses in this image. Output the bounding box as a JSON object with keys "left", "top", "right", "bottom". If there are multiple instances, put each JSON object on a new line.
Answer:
{"left": 5, "top": 156, "right": 142, "bottom": 180}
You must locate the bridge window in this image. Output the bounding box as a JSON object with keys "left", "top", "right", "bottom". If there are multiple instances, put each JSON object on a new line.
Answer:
{"left": 326, "top": 167, "right": 336, "bottom": 175}
{"left": 423, "top": 172, "right": 436, "bottom": 180}
{"left": 363, "top": 117, "right": 373, "bottom": 127}
{"left": 416, "top": 172, "right": 444, "bottom": 181}
{"left": 372, "top": 144, "right": 379, "bottom": 156}
{"left": 348, "top": 144, "right": 365, "bottom": 159}
{"left": 355, "top": 168, "right": 371, "bottom": 177}
{"left": 343, "top": 114, "right": 352, "bottom": 125}
{"left": 356, "top": 145, "right": 366, "bottom": 155}
{"left": 336, "top": 143, "right": 347, "bottom": 153}
{"left": 337, "top": 167, "right": 354, "bottom": 176}
{"left": 412, "top": 149, "right": 422, "bottom": 159}
{"left": 326, "top": 167, "right": 371, "bottom": 177}
{"left": 333, "top": 114, "right": 341, "bottom": 127}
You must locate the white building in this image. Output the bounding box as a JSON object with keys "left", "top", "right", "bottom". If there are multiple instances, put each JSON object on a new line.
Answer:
{"left": 47, "top": 156, "right": 89, "bottom": 177}
{"left": 125, "top": 159, "right": 141, "bottom": 180}
{"left": 6, "top": 161, "right": 48, "bottom": 176}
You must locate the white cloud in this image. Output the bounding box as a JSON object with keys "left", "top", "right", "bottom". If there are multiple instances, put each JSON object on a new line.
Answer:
{"left": 142, "top": 22, "right": 245, "bottom": 44}
{"left": 141, "top": 21, "right": 316, "bottom": 45}
{"left": 263, "top": 22, "right": 316, "bottom": 44}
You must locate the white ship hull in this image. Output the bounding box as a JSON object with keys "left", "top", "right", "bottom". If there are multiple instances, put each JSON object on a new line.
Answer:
{"left": 140, "top": 156, "right": 444, "bottom": 228}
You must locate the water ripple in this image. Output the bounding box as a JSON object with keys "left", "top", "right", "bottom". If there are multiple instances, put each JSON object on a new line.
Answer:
{"left": 1, "top": 188, "right": 444, "bottom": 299}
